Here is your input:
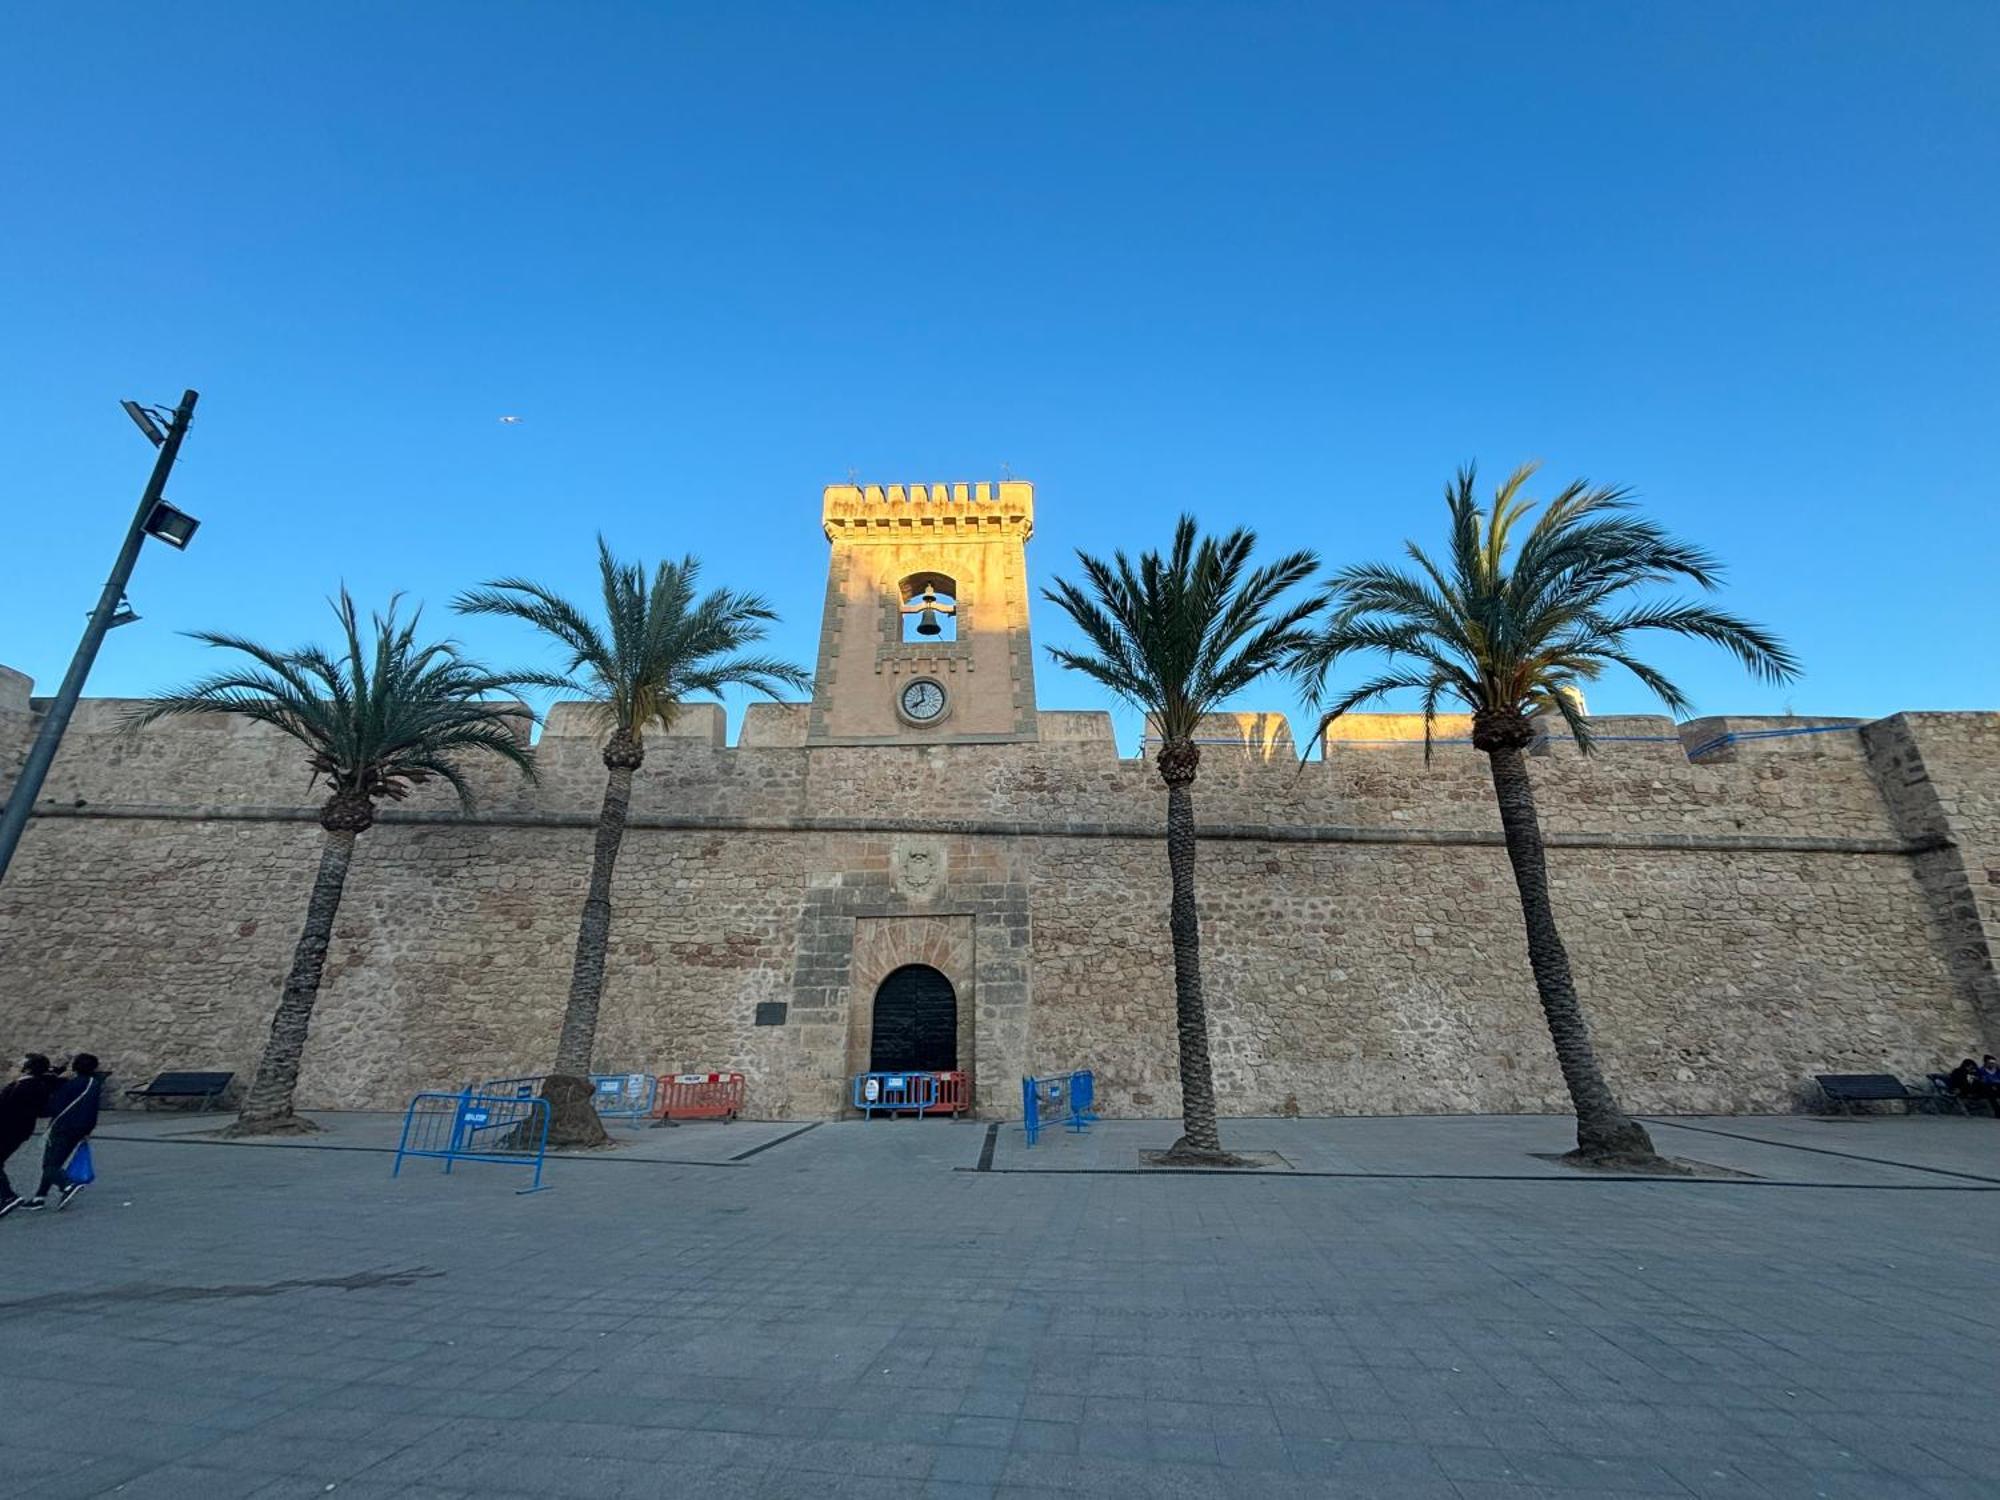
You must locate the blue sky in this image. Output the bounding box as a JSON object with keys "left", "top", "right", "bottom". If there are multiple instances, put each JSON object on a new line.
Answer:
{"left": 4, "top": 3, "right": 1995, "bottom": 748}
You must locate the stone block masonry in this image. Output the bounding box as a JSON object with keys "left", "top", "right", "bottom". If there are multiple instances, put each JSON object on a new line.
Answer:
{"left": 1, "top": 688, "right": 1994, "bottom": 1120}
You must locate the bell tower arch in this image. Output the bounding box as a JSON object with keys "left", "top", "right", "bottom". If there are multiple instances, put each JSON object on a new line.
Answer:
{"left": 806, "top": 481, "right": 1040, "bottom": 744}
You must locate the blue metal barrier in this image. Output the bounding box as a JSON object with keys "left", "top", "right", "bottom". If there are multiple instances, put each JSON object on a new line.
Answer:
{"left": 1022, "top": 1069, "right": 1098, "bottom": 1147}
{"left": 475, "top": 1074, "right": 544, "bottom": 1101}
{"left": 393, "top": 1089, "right": 551, "bottom": 1194}
{"left": 1070, "top": 1069, "right": 1096, "bottom": 1126}
{"left": 476, "top": 1071, "right": 657, "bottom": 1125}
{"left": 852, "top": 1071, "right": 938, "bottom": 1118}
{"left": 590, "top": 1071, "right": 657, "bottom": 1124}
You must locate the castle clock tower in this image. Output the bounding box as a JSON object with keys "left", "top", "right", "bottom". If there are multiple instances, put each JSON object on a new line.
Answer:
{"left": 806, "top": 481, "right": 1040, "bottom": 745}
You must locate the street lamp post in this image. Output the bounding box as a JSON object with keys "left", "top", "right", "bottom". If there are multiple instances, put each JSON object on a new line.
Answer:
{"left": 0, "top": 389, "right": 202, "bottom": 886}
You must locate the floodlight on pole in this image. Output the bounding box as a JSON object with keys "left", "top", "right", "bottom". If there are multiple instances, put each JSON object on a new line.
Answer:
{"left": 0, "top": 388, "right": 202, "bottom": 886}
{"left": 144, "top": 501, "right": 201, "bottom": 550}
{"left": 122, "top": 400, "right": 167, "bottom": 447}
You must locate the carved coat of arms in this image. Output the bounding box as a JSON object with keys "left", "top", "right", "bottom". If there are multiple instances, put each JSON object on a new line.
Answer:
{"left": 894, "top": 844, "right": 941, "bottom": 896}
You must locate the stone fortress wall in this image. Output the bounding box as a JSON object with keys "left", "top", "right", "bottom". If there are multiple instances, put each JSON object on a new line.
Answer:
{"left": 3, "top": 656, "right": 1996, "bottom": 1122}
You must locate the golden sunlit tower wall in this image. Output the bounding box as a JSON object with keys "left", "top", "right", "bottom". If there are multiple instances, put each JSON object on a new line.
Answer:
{"left": 807, "top": 482, "right": 1040, "bottom": 745}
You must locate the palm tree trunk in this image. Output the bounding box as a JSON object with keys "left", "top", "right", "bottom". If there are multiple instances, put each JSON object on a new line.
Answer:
{"left": 1163, "top": 771, "right": 1226, "bottom": 1158}
{"left": 231, "top": 827, "right": 357, "bottom": 1134}
{"left": 542, "top": 760, "right": 632, "bottom": 1147}
{"left": 1486, "top": 745, "right": 1659, "bottom": 1163}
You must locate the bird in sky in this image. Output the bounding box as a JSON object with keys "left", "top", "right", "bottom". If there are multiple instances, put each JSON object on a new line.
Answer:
{"left": 498, "top": 415, "right": 523, "bottom": 424}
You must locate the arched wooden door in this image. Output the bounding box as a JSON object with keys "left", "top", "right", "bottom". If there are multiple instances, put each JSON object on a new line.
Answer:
{"left": 869, "top": 964, "right": 958, "bottom": 1073}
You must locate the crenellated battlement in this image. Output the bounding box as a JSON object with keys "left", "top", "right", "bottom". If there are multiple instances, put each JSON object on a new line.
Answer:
{"left": 821, "top": 480, "right": 1034, "bottom": 541}
{"left": 0, "top": 682, "right": 1958, "bottom": 781}
{"left": 0, "top": 678, "right": 1979, "bottom": 848}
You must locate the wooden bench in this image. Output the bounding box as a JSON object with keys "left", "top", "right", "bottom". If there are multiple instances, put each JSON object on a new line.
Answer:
{"left": 125, "top": 1070, "right": 234, "bottom": 1111}
{"left": 1814, "top": 1073, "right": 1931, "bottom": 1116}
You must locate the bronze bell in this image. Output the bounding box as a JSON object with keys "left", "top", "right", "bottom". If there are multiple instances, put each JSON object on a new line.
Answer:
{"left": 915, "top": 585, "right": 944, "bottom": 635}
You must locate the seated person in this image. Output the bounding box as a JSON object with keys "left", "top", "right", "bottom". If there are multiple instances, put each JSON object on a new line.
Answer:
{"left": 1945, "top": 1058, "right": 1984, "bottom": 1100}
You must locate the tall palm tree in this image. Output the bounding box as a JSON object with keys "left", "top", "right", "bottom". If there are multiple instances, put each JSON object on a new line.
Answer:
{"left": 133, "top": 591, "right": 536, "bottom": 1136}
{"left": 1294, "top": 465, "right": 1798, "bottom": 1166}
{"left": 455, "top": 540, "right": 810, "bottom": 1147}
{"left": 1045, "top": 517, "right": 1318, "bottom": 1163}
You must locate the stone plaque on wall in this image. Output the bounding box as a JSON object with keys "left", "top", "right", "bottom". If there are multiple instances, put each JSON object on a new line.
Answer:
{"left": 892, "top": 840, "right": 945, "bottom": 899}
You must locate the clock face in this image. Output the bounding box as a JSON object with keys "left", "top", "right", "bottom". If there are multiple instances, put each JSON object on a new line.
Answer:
{"left": 900, "top": 679, "right": 947, "bottom": 722}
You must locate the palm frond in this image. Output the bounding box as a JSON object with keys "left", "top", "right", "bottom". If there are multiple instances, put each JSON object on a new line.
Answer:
{"left": 455, "top": 538, "right": 810, "bottom": 746}
{"left": 1300, "top": 465, "right": 1800, "bottom": 729}
{"left": 1591, "top": 600, "right": 1801, "bottom": 683}
{"left": 454, "top": 576, "right": 616, "bottom": 686}
{"left": 1534, "top": 681, "right": 1596, "bottom": 754}
{"left": 134, "top": 591, "right": 540, "bottom": 810}
{"left": 1044, "top": 515, "right": 1319, "bottom": 749}
{"left": 1307, "top": 667, "right": 1450, "bottom": 757}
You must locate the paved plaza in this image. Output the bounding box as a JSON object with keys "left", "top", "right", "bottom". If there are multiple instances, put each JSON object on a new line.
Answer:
{"left": 2, "top": 1110, "right": 1996, "bottom": 1500}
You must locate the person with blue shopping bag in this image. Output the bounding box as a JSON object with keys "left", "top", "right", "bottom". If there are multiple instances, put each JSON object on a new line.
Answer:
{"left": 23, "top": 1052, "right": 103, "bottom": 1212}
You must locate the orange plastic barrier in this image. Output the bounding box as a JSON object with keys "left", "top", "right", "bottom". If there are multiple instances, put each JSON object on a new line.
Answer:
{"left": 921, "top": 1070, "right": 970, "bottom": 1118}
{"left": 652, "top": 1072, "right": 746, "bottom": 1122}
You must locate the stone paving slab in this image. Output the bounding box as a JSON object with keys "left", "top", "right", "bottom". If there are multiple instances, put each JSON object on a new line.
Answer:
{"left": 95, "top": 1108, "right": 817, "bottom": 1166}
{"left": 988, "top": 1112, "right": 2000, "bottom": 1187}
{"left": 2, "top": 1114, "right": 1995, "bottom": 1499}
{"left": 1646, "top": 1114, "right": 2000, "bottom": 1183}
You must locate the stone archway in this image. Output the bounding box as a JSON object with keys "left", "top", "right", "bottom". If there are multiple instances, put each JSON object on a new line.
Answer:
{"left": 844, "top": 914, "right": 976, "bottom": 1105}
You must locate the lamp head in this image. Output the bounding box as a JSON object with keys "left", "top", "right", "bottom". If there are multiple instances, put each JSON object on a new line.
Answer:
{"left": 144, "top": 501, "right": 200, "bottom": 550}
{"left": 122, "top": 400, "right": 167, "bottom": 447}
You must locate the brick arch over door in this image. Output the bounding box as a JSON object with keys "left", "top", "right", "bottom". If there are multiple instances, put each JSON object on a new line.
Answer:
{"left": 844, "top": 914, "right": 976, "bottom": 1105}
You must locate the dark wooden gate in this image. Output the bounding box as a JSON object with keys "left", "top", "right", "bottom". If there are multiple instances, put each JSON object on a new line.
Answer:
{"left": 869, "top": 964, "right": 957, "bottom": 1073}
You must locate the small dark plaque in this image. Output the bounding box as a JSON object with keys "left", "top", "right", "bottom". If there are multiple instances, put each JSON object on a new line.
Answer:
{"left": 753, "top": 1001, "right": 788, "bottom": 1027}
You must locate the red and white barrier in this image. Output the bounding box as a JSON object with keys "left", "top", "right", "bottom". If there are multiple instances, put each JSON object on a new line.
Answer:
{"left": 652, "top": 1072, "right": 746, "bottom": 1122}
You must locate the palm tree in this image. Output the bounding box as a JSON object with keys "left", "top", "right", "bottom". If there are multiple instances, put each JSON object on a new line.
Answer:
{"left": 455, "top": 540, "right": 810, "bottom": 1147}
{"left": 133, "top": 591, "right": 536, "bottom": 1136}
{"left": 1293, "top": 465, "right": 1798, "bottom": 1166}
{"left": 1044, "top": 517, "right": 1318, "bottom": 1163}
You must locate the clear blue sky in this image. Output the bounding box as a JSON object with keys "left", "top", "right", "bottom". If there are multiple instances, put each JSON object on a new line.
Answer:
{"left": 4, "top": 3, "right": 1995, "bottom": 747}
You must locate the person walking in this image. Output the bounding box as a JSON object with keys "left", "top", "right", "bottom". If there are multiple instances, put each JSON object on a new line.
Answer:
{"left": 23, "top": 1053, "right": 104, "bottom": 1211}
{"left": 0, "top": 1054, "right": 60, "bottom": 1216}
